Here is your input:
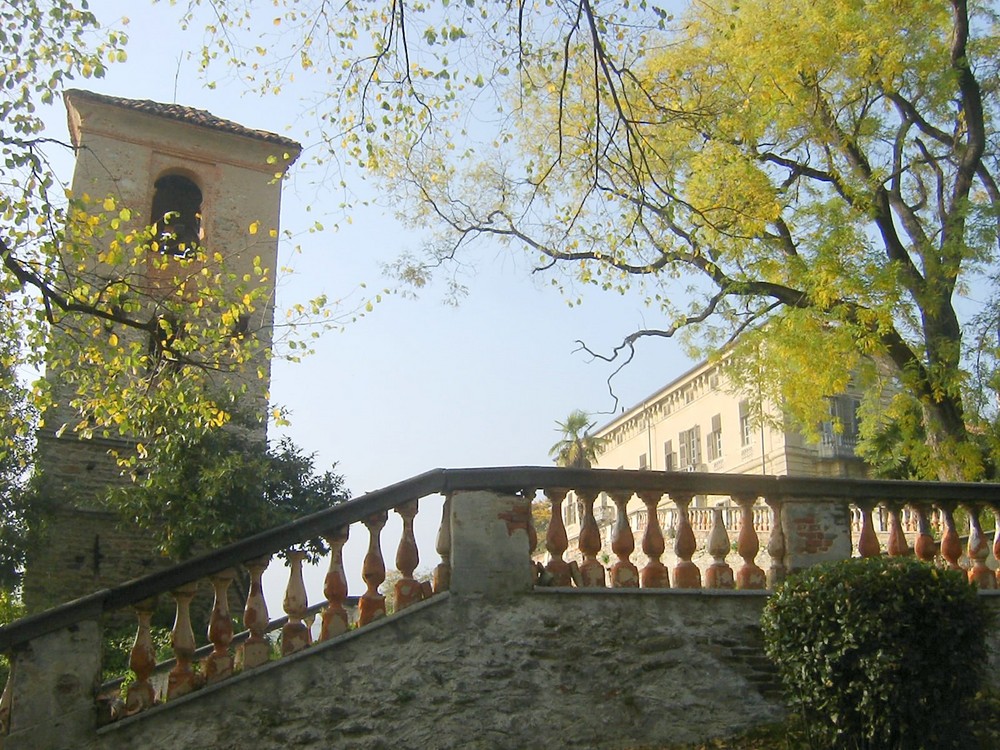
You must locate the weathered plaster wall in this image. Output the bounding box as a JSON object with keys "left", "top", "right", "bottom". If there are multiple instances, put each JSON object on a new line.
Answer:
{"left": 87, "top": 591, "right": 782, "bottom": 750}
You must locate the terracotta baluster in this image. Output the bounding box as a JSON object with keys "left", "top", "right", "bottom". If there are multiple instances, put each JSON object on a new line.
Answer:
{"left": 938, "top": 504, "right": 963, "bottom": 571}
{"left": 734, "top": 495, "right": 766, "bottom": 590}
{"left": 124, "top": 598, "right": 158, "bottom": 715}
{"left": 994, "top": 509, "right": 1000, "bottom": 587}
{"left": 966, "top": 505, "right": 996, "bottom": 589}
{"left": 544, "top": 488, "right": 572, "bottom": 586}
{"left": 359, "top": 511, "right": 388, "bottom": 625}
{"left": 167, "top": 582, "right": 199, "bottom": 698}
{"left": 672, "top": 493, "right": 701, "bottom": 589}
{"left": 576, "top": 489, "right": 607, "bottom": 587}
{"left": 394, "top": 500, "right": 423, "bottom": 612}
{"left": 241, "top": 556, "right": 271, "bottom": 669}
{"left": 637, "top": 491, "right": 669, "bottom": 588}
{"left": 913, "top": 504, "right": 936, "bottom": 562}
{"left": 321, "top": 526, "right": 351, "bottom": 641}
{"left": 202, "top": 568, "right": 236, "bottom": 684}
{"left": 609, "top": 490, "right": 639, "bottom": 588}
{"left": 704, "top": 504, "right": 735, "bottom": 589}
{"left": 281, "top": 551, "right": 310, "bottom": 655}
{"left": 856, "top": 502, "right": 881, "bottom": 558}
{"left": 434, "top": 494, "right": 452, "bottom": 593}
{"left": 765, "top": 497, "right": 786, "bottom": 588}
{"left": 886, "top": 503, "right": 911, "bottom": 557}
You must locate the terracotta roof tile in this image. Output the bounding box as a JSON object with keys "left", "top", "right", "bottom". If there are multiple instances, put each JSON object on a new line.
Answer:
{"left": 64, "top": 89, "right": 301, "bottom": 151}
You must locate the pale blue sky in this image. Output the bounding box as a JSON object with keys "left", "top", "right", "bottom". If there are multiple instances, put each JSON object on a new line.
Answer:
{"left": 39, "top": 0, "right": 690, "bottom": 498}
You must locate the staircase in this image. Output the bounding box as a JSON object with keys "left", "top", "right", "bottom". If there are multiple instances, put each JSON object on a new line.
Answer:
{"left": 2, "top": 467, "right": 1000, "bottom": 749}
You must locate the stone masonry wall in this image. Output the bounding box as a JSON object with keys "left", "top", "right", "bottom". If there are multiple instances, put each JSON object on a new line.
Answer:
{"left": 83, "top": 590, "right": 782, "bottom": 750}
{"left": 21, "top": 432, "right": 177, "bottom": 617}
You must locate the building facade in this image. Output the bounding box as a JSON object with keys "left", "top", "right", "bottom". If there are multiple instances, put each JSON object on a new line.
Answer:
{"left": 558, "top": 358, "right": 867, "bottom": 566}
{"left": 22, "top": 91, "right": 300, "bottom": 613}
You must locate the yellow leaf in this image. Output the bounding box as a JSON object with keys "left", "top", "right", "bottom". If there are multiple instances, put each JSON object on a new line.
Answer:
{"left": 249, "top": 221, "right": 260, "bottom": 235}
{"left": 108, "top": 333, "right": 119, "bottom": 347}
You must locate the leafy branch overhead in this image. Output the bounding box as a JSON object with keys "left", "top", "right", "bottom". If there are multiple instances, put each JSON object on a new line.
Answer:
{"left": 183, "top": 0, "right": 1000, "bottom": 479}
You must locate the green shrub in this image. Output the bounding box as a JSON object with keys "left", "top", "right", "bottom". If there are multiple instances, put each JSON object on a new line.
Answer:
{"left": 761, "top": 556, "right": 990, "bottom": 750}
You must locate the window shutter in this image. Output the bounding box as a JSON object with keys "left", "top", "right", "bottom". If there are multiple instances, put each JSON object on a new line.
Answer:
{"left": 711, "top": 414, "right": 722, "bottom": 433}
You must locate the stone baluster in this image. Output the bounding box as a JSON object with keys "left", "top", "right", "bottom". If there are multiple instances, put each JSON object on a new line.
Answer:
{"left": 394, "top": 500, "right": 424, "bottom": 612}
{"left": 576, "top": 489, "right": 607, "bottom": 587}
{"left": 434, "top": 494, "right": 452, "bottom": 593}
{"left": 734, "top": 495, "right": 766, "bottom": 590}
{"left": 938, "top": 504, "right": 963, "bottom": 571}
{"left": 321, "top": 526, "right": 351, "bottom": 641}
{"left": 856, "top": 502, "right": 881, "bottom": 558}
{"left": 241, "top": 556, "right": 271, "bottom": 669}
{"left": 281, "top": 551, "right": 310, "bottom": 655}
{"left": 203, "top": 568, "right": 236, "bottom": 684}
{"left": 966, "top": 505, "right": 996, "bottom": 589}
{"left": 638, "top": 491, "right": 669, "bottom": 588}
{"left": 167, "top": 581, "right": 199, "bottom": 699}
{"left": 544, "top": 488, "right": 572, "bottom": 586}
{"left": 913, "top": 504, "right": 936, "bottom": 562}
{"left": 885, "top": 503, "right": 911, "bottom": 557}
{"left": 704, "top": 504, "right": 734, "bottom": 589}
{"left": 609, "top": 490, "right": 639, "bottom": 588}
{"left": 124, "top": 598, "right": 158, "bottom": 715}
{"left": 765, "top": 497, "right": 786, "bottom": 588}
{"left": 359, "top": 511, "right": 388, "bottom": 625}
{"left": 672, "top": 493, "right": 701, "bottom": 589}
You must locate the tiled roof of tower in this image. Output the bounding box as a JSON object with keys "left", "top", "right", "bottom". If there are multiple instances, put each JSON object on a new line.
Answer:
{"left": 64, "top": 89, "right": 301, "bottom": 151}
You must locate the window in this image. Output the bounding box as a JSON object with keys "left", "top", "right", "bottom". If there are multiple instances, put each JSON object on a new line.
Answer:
{"left": 638, "top": 453, "right": 648, "bottom": 470}
{"left": 563, "top": 494, "right": 578, "bottom": 526}
{"left": 664, "top": 440, "right": 676, "bottom": 471}
{"left": 823, "top": 395, "right": 861, "bottom": 446}
{"left": 150, "top": 174, "right": 203, "bottom": 257}
{"left": 707, "top": 414, "right": 723, "bottom": 461}
{"left": 678, "top": 425, "right": 701, "bottom": 469}
{"left": 739, "top": 400, "right": 753, "bottom": 447}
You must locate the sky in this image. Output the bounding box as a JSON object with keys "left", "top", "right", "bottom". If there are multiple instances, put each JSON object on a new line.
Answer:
{"left": 37, "top": 0, "right": 691, "bottom": 496}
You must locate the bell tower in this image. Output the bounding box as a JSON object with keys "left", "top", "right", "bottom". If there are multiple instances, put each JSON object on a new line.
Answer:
{"left": 22, "top": 91, "right": 301, "bottom": 613}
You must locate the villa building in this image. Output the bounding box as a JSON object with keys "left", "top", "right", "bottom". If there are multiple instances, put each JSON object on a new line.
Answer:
{"left": 559, "top": 357, "right": 868, "bottom": 565}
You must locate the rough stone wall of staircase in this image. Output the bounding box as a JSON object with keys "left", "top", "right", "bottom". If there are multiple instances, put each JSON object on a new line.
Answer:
{"left": 87, "top": 590, "right": 782, "bottom": 750}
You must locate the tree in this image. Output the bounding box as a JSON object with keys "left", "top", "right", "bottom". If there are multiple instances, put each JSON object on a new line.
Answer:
{"left": 183, "top": 0, "right": 1000, "bottom": 480}
{"left": 549, "top": 410, "right": 604, "bottom": 469}
{"left": 104, "top": 417, "right": 350, "bottom": 560}
{"left": 0, "top": 307, "right": 37, "bottom": 590}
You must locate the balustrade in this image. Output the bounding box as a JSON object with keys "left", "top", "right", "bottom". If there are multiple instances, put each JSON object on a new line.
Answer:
{"left": 4, "top": 466, "right": 1000, "bottom": 741}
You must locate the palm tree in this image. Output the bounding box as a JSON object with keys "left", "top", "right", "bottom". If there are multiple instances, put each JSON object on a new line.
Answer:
{"left": 549, "top": 410, "right": 604, "bottom": 468}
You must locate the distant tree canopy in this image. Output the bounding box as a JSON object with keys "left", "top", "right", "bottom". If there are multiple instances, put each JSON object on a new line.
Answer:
{"left": 177, "top": 0, "right": 1000, "bottom": 480}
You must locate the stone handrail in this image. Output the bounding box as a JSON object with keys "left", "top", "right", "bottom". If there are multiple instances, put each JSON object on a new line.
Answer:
{"left": 4, "top": 467, "right": 1000, "bottom": 750}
